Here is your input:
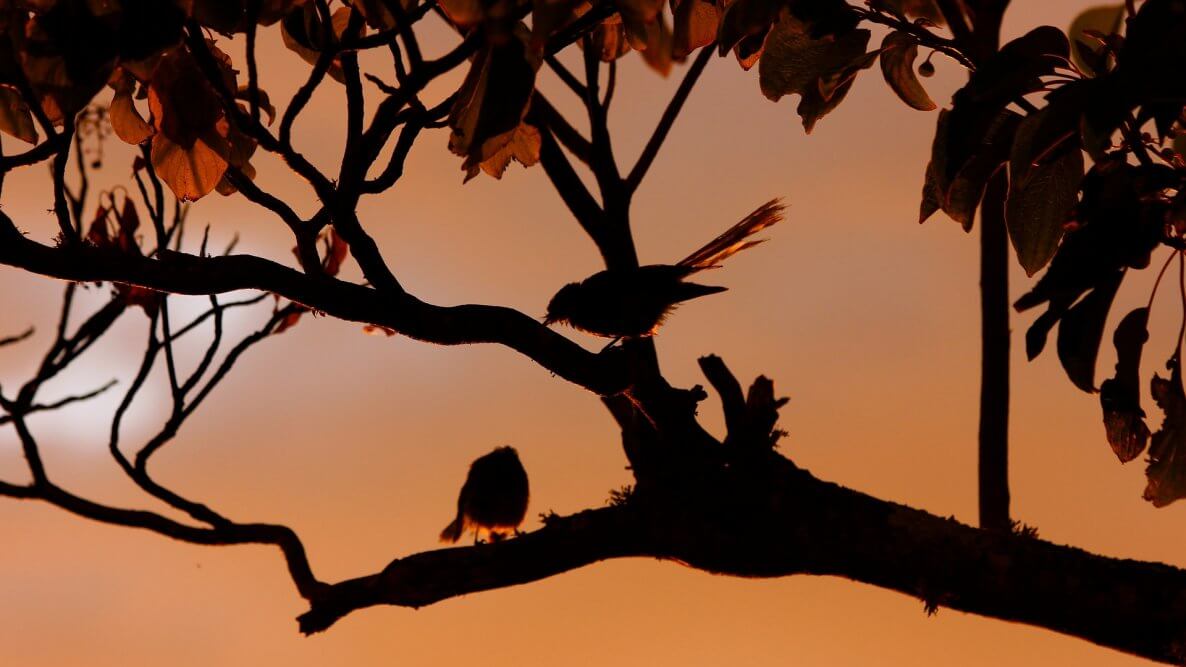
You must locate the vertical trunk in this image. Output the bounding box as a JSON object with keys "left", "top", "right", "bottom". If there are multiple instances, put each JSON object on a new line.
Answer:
{"left": 978, "top": 171, "right": 1010, "bottom": 531}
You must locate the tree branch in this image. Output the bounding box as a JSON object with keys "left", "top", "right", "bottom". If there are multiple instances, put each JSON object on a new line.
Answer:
{"left": 295, "top": 458, "right": 1186, "bottom": 666}
{"left": 0, "top": 212, "right": 628, "bottom": 395}
{"left": 626, "top": 46, "right": 714, "bottom": 195}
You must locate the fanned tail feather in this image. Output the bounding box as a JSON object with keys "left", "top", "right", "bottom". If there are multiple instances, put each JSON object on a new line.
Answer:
{"left": 678, "top": 198, "right": 785, "bottom": 271}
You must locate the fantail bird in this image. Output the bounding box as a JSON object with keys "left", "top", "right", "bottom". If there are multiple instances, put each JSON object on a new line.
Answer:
{"left": 439, "top": 445, "right": 530, "bottom": 544}
{"left": 543, "top": 199, "right": 785, "bottom": 339}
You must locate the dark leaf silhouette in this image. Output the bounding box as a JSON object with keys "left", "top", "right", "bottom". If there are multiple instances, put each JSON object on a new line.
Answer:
{"left": 758, "top": 9, "right": 871, "bottom": 132}
{"left": 1006, "top": 124, "right": 1083, "bottom": 276}
{"left": 922, "top": 108, "right": 1019, "bottom": 229}
{"left": 879, "top": 31, "right": 935, "bottom": 111}
{"left": 1146, "top": 359, "right": 1186, "bottom": 507}
{"left": 1017, "top": 160, "right": 1163, "bottom": 360}
{"left": 1055, "top": 268, "right": 1122, "bottom": 392}
{"left": 923, "top": 27, "right": 1069, "bottom": 231}
{"left": 1100, "top": 308, "right": 1150, "bottom": 463}
{"left": 872, "top": 0, "right": 945, "bottom": 25}
{"left": 1068, "top": 4, "right": 1124, "bottom": 76}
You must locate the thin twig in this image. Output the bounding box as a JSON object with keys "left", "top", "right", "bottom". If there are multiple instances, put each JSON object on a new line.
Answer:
{"left": 626, "top": 46, "right": 714, "bottom": 194}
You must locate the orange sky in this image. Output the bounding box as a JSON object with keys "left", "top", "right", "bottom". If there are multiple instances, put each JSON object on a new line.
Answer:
{"left": 0, "top": 2, "right": 1178, "bottom": 665}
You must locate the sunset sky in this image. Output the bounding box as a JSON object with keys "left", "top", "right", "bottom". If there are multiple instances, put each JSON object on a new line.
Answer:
{"left": 0, "top": 1, "right": 1178, "bottom": 665}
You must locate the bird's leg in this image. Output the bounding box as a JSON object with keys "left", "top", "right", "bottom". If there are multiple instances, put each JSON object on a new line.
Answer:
{"left": 599, "top": 337, "right": 622, "bottom": 353}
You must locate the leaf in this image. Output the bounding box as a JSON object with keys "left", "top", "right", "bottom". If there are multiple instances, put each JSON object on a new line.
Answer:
{"left": 872, "top": 0, "right": 945, "bottom": 25}
{"left": 1006, "top": 140, "right": 1083, "bottom": 276}
{"left": 531, "top": 0, "right": 583, "bottom": 50}
{"left": 273, "top": 308, "right": 305, "bottom": 335}
{"left": 109, "top": 71, "right": 154, "bottom": 145}
{"left": 758, "top": 9, "right": 870, "bottom": 131}
{"left": 149, "top": 127, "right": 229, "bottom": 202}
{"left": 1119, "top": 0, "right": 1186, "bottom": 133}
{"left": 1016, "top": 160, "right": 1161, "bottom": 363}
{"left": 0, "top": 84, "right": 37, "bottom": 144}
{"left": 1145, "top": 359, "right": 1186, "bottom": 507}
{"left": 193, "top": 0, "right": 311, "bottom": 34}
{"left": 672, "top": 0, "right": 720, "bottom": 59}
{"left": 147, "top": 46, "right": 224, "bottom": 149}
{"left": 925, "top": 109, "right": 1020, "bottom": 230}
{"left": 931, "top": 25, "right": 1070, "bottom": 210}
{"left": 437, "top": 0, "right": 486, "bottom": 28}
{"left": 322, "top": 228, "right": 348, "bottom": 276}
{"left": 758, "top": 11, "right": 866, "bottom": 102}
{"left": 479, "top": 122, "right": 541, "bottom": 179}
{"left": 1056, "top": 268, "right": 1123, "bottom": 392}
{"left": 587, "top": 15, "right": 632, "bottom": 62}
{"left": 617, "top": 0, "right": 664, "bottom": 25}
{"left": 879, "top": 31, "right": 935, "bottom": 111}
{"left": 717, "top": 0, "right": 780, "bottom": 56}
{"left": 1068, "top": 4, "right": 1124, "bottom": 75}
{"left": 85, "top": 205, "right": 114, "bottom": 248}
{"left": 1100, "top": 307, "right": 1150, "bottom": 463}
{"left": 448, "top": 32, "right": 541, "bottom": 180}
{"left": 919, "top": 162, "right": 941, "bottom": 223}
{"left": 235, "top": 85, "right": 276, "bottom": 125}
{"left": 626, "top": 11, "right": 674, "bottom": 76}
{"left": 280, "top": 3, "right": 350, "bottom": 82}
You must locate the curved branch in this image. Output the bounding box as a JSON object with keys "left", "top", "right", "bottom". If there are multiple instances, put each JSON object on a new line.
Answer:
{"left": 4, "top": 481, "right": 325, "bottom": 600}
{"left": 297, "top": 505, "right": 643, "bottom": 633}
{"left": 0, "top": 212, "right": 628, "bottom": 395}
{"left": 626, "top": 46, "right": 714, "bottom": 195}
{"left": 295, "top": 459, "right": 1186, "bottom": 666}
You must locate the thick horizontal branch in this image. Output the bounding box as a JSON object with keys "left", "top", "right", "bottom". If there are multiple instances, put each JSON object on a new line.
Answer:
{"left": 0, "top": 213, "right": 628, "bottom": 395}
{"left": 297, "top": 505, "right": 644, "bottom": 633}
{"left": 296, "top": 457, "right": 1186, "bottom": 665}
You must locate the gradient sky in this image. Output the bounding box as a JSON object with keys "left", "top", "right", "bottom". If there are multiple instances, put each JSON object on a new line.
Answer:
{"left": 0, "top": 2, "right": 1178, "bottom": 665}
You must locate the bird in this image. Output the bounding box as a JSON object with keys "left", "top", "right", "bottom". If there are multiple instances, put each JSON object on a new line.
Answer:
{"left": 543, "top": 199, "right": 785, "bottom": 339}
{"left": 439, "top": 445, "right": 530, "bottom": 544}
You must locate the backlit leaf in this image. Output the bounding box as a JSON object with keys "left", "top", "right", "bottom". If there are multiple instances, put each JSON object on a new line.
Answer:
{"left": 448, "top": 32, "right": 541, "bottom": 180}
{"left": 672, "top": 0, "right": 719, "bottom": 59}
{"left": 149, "top": 125, "right": 229, "bottom": 201}
{"left": 109, "top": 71, "right": 154, "bottom": 145}
{"left": 479, "top": 122, "right": 541, "bottom": 179}
{"left": 879, "top": 31, "right": 934, "bottom": 111}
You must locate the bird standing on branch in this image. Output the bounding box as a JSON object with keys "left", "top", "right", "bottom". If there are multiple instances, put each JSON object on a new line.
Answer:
{"left": 543, "top": 199, "right": 785, "bottom": 339}
{"left": 440, "top": 446, "right": 530, "bottom": 544}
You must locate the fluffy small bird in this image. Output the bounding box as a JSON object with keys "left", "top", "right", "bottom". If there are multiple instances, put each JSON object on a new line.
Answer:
{"left": 543, "top": 199, "right": 785, "bottom": 339}
{"left": 440, "top": 445, "right": 530, "bottom": 544}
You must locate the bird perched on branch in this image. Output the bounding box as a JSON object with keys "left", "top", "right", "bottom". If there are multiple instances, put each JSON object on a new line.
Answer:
{"left": 440, "top": 446, "right": 530, "bottom": 544}
{"left": 543, "top": 199, "right": 785, "bottom": 339}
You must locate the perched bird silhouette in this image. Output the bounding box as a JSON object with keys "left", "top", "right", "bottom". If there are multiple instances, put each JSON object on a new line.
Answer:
{"left": 543, "top": 199, "right": 785, "bottom": 339}
{"left": 440, "top": 445, "right": 530, "bottom": 544}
